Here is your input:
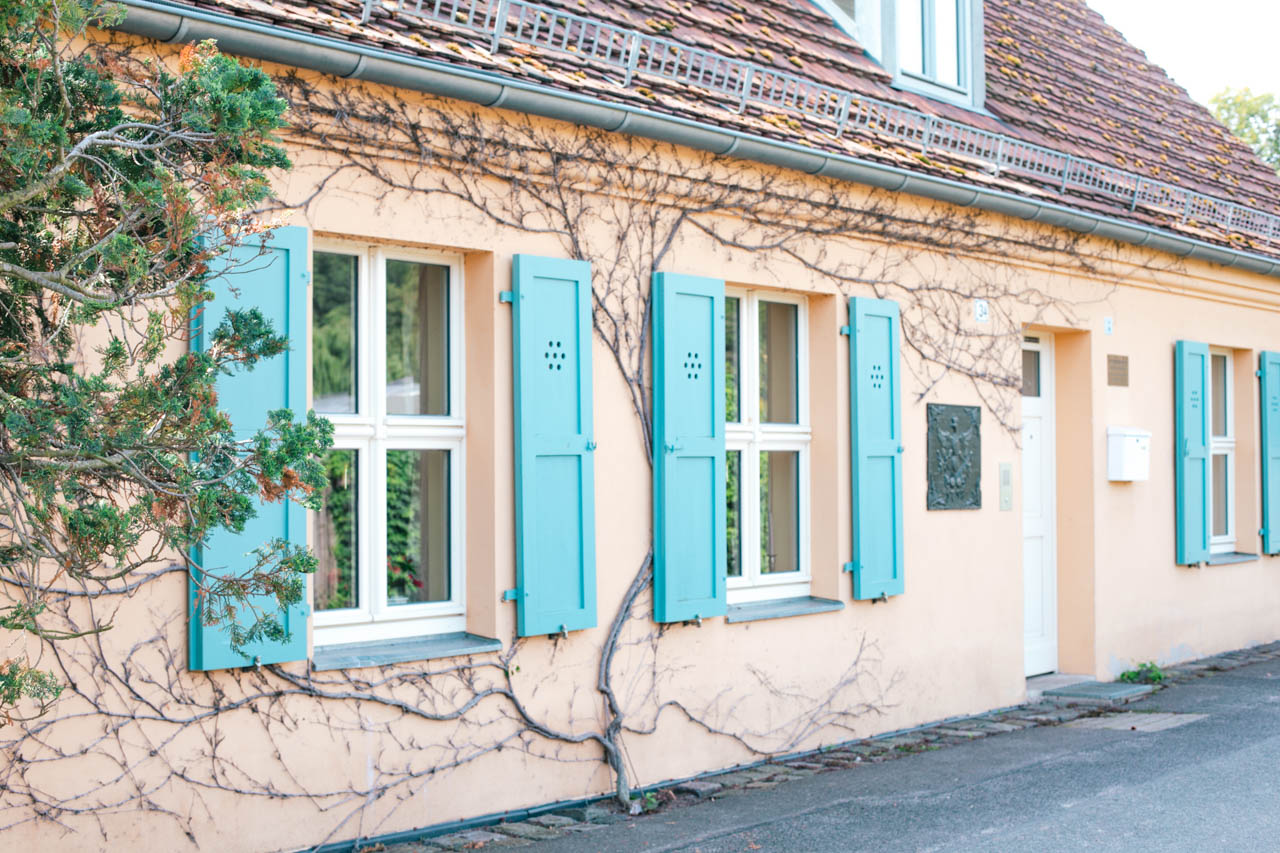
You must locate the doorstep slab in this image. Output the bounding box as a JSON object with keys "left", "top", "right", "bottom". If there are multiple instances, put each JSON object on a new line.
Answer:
{"left": 1042, "top": 680, "right": 1154, "bottom": 704}
{"left": 1026, "top": 673, "right": 1093, "bottom": 702}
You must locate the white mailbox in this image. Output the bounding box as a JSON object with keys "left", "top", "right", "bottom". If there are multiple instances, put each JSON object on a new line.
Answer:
{"left": 1107, "top": 427, "right": 1151, "bottom": 482}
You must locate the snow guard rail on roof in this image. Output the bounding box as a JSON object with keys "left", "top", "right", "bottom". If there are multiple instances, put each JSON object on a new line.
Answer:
{"left": 359, "top": 0, "right": 1280, "bottom": 247}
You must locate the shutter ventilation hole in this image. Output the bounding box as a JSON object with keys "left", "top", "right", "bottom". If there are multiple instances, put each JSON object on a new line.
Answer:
{"left": 683, "top": 351, "right": 703, "bottom": 380}
{"left": 545, "top": 340, "right": 566, "bottom": 371}
{"left": 870, "top": 363, "right": 885, "bottom": 389}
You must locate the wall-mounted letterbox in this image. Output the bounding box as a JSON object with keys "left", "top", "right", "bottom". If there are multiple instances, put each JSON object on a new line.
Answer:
{"left": 1107, "top": 427, "right": 1151, "bottom": 482}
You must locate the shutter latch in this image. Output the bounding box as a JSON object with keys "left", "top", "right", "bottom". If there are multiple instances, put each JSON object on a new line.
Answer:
{"left": 585, "top": 440, "right": 597, "bottom": 451}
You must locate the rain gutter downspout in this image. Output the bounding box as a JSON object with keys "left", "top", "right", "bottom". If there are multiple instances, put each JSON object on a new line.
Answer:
{"left": 111, "top": 0, "right": 1280, "bottom": 280}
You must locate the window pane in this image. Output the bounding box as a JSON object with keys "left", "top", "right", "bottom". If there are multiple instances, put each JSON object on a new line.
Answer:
{"left": 1212, "top": 453, "right": 1229, "bottom": 538}
{"left": 313, "top": 252, "right": 358, "bottom": 414}
{"left": 935, "top": 0, "right": 961, "bottom": 86}
{"left": 314, "top": 450, "right": 358, "bottom": 611}
{"left": 1021, "top": 350, "right": 1040, "bottom": 397}
{"left": 386, "top": 260, "right": 449, "bottom": 416}
{"left": 896, "top": 0, "right": 925, "bottom": 75}
{"left": 759, "top": 301, "right": 798, "bottom": 424}
{"left": 760, "top": 450, "right": 800, "bottom": 575}
{"left": 726, "top": 296, "right": 740, "bottom": 423}
{"left": 1212, "top": 353, "right": 1229, "bottom": 437}
{"left": 386, "top": 449, "right": 451, "bottom": 605}
{"left": 727, "top": 450, "right": 742, "bottom": 577}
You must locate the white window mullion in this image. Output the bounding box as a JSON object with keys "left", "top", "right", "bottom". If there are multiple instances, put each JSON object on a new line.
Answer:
{"left": 312, "top": 242, "right": 467, "bottom": 647}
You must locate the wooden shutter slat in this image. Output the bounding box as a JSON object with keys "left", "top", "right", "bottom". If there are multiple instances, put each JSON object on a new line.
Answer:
{"left": 1175, "top": 340, "right": 1211, "bottom": 565}
{"left": 652, "top": 272, "right": 727, "bottom": 623}
{"left": 848, "top": 297, "right": 905, "bottom": 599}
{"left": 1260, "top": 352, "right": 1280, "bottom": 555}
{"left": 511, "top": 255, "right": 597, "bottom": 636}
{"left": 189, "top": 226, "right": 310, "bottom": 670}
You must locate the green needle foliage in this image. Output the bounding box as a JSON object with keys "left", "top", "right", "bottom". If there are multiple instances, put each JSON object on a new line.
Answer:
{"left": 0, "top": 1, "right": 331, "bottom": 722}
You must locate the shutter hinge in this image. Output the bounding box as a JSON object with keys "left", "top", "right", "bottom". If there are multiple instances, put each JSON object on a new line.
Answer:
{"left": 842, "top": 561, "right": 855, "bottom": 573}
{"left": 1258, "top": 369, "right": 1265, "bottom": 378}
{"left": 499, "top": 290, "right": 515, "bottom": 303}
{"left": 869, "top": 593, "right": 889, "bottom": 604}
{"left": 1261, "top": 528, "right": 1267, "bottom": 537}
{"left": 839, "top": 325, "right": 852, "bottom": 336}
{"left": 502, "top": 588, "right": 520, "bottom": 601}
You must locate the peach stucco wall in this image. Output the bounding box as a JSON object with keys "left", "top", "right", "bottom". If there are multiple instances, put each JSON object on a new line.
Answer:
{"left": 8, "top": 58, "right": 1280, "bottom": 851}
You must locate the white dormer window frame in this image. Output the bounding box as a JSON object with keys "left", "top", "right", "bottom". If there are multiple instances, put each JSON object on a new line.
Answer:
{"left": 809, "top": 0, "right": 985, "bottom": 111}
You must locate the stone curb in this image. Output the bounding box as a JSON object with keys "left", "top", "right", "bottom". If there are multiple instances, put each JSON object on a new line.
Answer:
{"left": 357, "top": 640, "right": 1280, "bottom": 853}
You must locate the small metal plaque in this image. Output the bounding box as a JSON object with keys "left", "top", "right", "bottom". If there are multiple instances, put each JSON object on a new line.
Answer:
{"left": 927, "top": 404, "right": 981, "bottom": 510}
{"left": 1107, "top": 354, "right": 1129, "bottom": 387}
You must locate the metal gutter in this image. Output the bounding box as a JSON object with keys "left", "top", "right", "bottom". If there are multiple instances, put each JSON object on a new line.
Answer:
{"left": 112, "top": 0, "right": 1280, "bottom": 280}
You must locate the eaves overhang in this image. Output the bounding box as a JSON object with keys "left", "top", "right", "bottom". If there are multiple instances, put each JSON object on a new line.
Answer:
{"left": 110, "top": 0, "right": 1280, "bottom": 281}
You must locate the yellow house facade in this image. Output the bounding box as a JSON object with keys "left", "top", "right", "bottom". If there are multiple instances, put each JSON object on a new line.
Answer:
{"left": 5, "top": 0, "right": 1280, "bottom": 850}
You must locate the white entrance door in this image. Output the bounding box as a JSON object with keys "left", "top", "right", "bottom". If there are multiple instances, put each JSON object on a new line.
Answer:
{"left": 1022, "top": 334, "right": 1057, "bottom": 677}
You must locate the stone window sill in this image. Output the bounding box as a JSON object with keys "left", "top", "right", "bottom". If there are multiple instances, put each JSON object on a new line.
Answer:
{"left": 725, "top": 596, "right": 844, "bottom": 624}
{"left": 1204, "top": 551, "right": 1258, "bottom": 566}
{"left": 312, "top": 632, "right": 501, "bottom": 672}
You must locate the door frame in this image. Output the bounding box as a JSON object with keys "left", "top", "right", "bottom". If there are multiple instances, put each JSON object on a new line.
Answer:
{"left": 1022, "top": 332, "right": 1058, "bottom": 676}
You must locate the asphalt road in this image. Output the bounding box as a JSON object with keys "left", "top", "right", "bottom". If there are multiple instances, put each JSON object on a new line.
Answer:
{"left": 536, "top": 659, "right": 1280, "bottom": 852}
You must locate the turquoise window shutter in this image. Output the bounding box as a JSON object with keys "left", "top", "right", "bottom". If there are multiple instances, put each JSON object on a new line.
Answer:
{"left": 190, "top": 226, "right": 310, "bottom": 670}
{"left": 510, "top": 255, "right": 597, "bottom": 636}
{"left": 1175, "top": 340, "right": 1211, "bottom": 565}
{"left": 652, "top": 272, "right": 728, "bottom": 623}
{"left": 1260, "top": 352, "right": 1280, "bottom": 555}
{"left": 848, "top": 297, "right": 905, "bottom": 599}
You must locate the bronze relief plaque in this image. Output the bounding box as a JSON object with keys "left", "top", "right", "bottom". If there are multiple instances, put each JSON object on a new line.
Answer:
{"left": 927, "top": 404, "right": 981, "bottom": 510}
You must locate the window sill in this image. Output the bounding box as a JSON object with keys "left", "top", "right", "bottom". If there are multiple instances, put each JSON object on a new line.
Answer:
{"left": 311, "top": 632, "right": 501, "bottom": 671}
{"left": 1204, "top": 551, "right": 1258, "bottom": 566}
{"left": 726, "top": 595, "right": 844, "bottom": 624}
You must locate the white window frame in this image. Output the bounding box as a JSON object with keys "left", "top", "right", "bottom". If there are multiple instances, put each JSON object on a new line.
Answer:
{"left": 311, "top": 239, "right": 467, "bottom": 646}
{"left": 813, "top": 0, "right": 986, "bottom": 110}
{"left": 726, "top": 289, "right": 812, "bottom": 605}
{"left": 1208, "top": 347, "right": 1235, "bottom": 555}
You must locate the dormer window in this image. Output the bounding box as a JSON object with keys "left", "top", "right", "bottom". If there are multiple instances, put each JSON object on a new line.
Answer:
{"left": 895, "top": 0, "right": 974, "bottom": 97}
{"left": 811, "top": 0, "right": 985, "bottom": 110}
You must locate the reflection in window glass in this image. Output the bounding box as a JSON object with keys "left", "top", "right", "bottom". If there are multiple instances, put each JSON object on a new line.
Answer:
{"left": 760, "top": 450, "right": 799, "bottom": 575}
{"left": 313, "top": 253, "right": 358, "bottom": 414}
{"left": 386, "top": 260, "right": 449, "bottom": 416}
{"left": 896, "top": 0, "right": 924, "bottom": 75}
{"left": 1212, "top": 353, "right": 1229, "bottom": 437}
{"left": 1021, "top": 350, "right": 1041, "bottom": 397}
{"left": 727, "top": 450, "right": 742, "bottom": 577}
{"left": 726, "top": 296, "right": 740, "bottom": 423}
{"left": 759, "top": 301, "right": 798, "bottom": 424}
{"left": 386, "top": 449, "right": 451, "bottom": 605}
{"left": 1212, "top": 453, "right": 1229, "bottom": 537}
{"left": 935, "top": 0, "right": 961, "bottom": 87}
{"left": 314, "top": 450, "right": 358, "bottom": 611}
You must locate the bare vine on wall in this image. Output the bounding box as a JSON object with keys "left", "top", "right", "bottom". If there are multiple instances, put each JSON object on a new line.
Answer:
{"left": 2, "top": 63, "right": 1156, "bottom": 849}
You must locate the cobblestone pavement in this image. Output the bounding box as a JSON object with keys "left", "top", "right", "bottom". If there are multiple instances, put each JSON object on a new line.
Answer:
{"left": 351, "top": 641, "right": 1280, "bottom": 853}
